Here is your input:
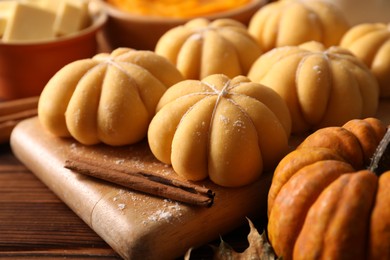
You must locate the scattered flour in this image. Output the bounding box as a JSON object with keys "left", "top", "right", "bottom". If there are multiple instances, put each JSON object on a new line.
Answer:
{"left": 188, "top": 33, "right": 203, "bottom": 41}
{"left": 233, "top": 120, "right": 245, "bottom": 131}
{"left": 313, "top": 65, "right": 322, "bottom": 73}
{"left": 115, "top": 159, "right": 125, "bottom": 165}
{"left": 147, "top": 209, "right": 172, "bottom": 222}
{"left": 117, "top": 203, "right": 126, "bottom": 210}
{"left": 142, "top": 200, "right": 183, "bottom": 225}
{"left": 110, "top": 185, "right": 183, "bottom": 224}
{"left": 219, "top": 114, "right": 229, "bottom": 124}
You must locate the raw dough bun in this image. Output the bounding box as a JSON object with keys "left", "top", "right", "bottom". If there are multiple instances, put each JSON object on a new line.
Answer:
{"left": 248, "top": 41, "right": 379, "bottom": 133}
{"left": 155, "top": 18, "right": 262, "bottom": 80}
{"left": 340, "top": 23, "right": 390, "bottom": 98}
{"left": 322, "top": 0, "right": 390, "bottom": 25}
{"left": 148, "top": 74, "right": 291, "bottom": 187}
{"left": 248, "top": 0, "right": 350, "bottom": 52}
{"left": 38, "top": 48, "right": 184, "bottom": 146}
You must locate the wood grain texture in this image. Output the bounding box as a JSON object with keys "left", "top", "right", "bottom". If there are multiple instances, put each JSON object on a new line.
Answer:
{"left": 10, "top": 118, "right": 272, "bottom": 260}
{"left": 0, "top": 142, "right": 266, "bottom": 260}
{"left": 0, "top": 143, "right": 120, "bottom": 259}
{"left": 0, "top": 96, "right": 39, "bottom": 144}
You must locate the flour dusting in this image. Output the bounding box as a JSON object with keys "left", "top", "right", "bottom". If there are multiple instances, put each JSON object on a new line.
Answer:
{"left": 118, "top": 203, "right": 126, "bottom": 210}
{"left": 115, "top": 159, "right": 125, "bottom": 165}
{"left": 313, "top": 65, "right": 322, "bottom": 73}
{"left": 142, "top": 200, "right": 183, "bottom": 225}
{"left": 233, "top": 120, "right": 245, "bottom": 131}
{"left": 219, "top": 114, "right": 229, "bottom": 124}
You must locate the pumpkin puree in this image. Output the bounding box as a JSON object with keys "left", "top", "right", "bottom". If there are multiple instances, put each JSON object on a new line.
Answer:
{"left": 106, "top": 0, "right": 252, "bottom": 18}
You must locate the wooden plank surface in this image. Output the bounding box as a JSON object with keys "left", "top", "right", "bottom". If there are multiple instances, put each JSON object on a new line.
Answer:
{"left": 0, "top": 142, "right": 267, "bottom": 259}
{"left": 10, "top": 118, "right": 272, "bottom": 260}
{"left": 0, "top": 143, "right": 120, "bottom": 259}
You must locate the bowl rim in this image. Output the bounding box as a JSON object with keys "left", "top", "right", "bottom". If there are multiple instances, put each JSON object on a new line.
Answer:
{"left": 99, "top": 0, "right": 267, "bottom": 23}
{"left": 0, "top": 0, "right": 107, "bottom": 47}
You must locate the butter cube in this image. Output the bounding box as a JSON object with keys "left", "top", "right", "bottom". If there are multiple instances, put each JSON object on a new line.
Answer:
{"left": 22, "top": 0, "right": 61, "bottom": 12}
{"left": 0, "top": 0, "right": 18, "bottom": 11}
{"left": 54, "top": 0, "right": 90, "bottom": 36}
{"left": 0, "top": 1, "right": 16, "bottom": 37}
{"left": 2, "top": 2, "right": 56, "bottom": 42}
{"left": 0, "top": 18, "right": 6, "bottom": 37}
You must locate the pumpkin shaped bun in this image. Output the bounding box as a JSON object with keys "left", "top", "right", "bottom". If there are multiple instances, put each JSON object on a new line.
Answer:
{"left": 38, "top": 48, "right": 184, "bottom": 146}
{"left": 340, "top": 23, "right": 390, "bottom": 98}
{"left": 148, "top": 74, "right": 291, "bottom": 187}
{"left": 248, "top": 41, "right": 379, "bottom": 134}
{"left": 155, "top": 18, "right": 262, "bottom": 80}
{"left": 267, "top": 117, "right": 390, "bottom": 260}
{"left": 248, "top": 0, "right": 350, "bottom": 52}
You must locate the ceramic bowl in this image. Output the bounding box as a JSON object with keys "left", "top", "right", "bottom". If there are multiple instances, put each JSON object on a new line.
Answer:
{"left": 99, "top": 0, "right": 267, "bottom": 51}
{"left": 0, "top": 1, "right": 107, "bottom": 100}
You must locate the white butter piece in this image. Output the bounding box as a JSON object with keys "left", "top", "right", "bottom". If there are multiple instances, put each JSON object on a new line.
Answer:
{"left": 22, "top": 0, "right": 61, "bottom": 12}
{"left": 2, "top": 2, "right": 56, "bottom": 42}
{"left": 54, "top": 0, "right": 90, "bottom": 36}
{"left": 0, "top": 0, "right": 91, "bottom": 42}
{"left": 0, "top": 1, "right": 16, "bottom": 37}
{"left": 0, "top": 18, "right": 6, "bottom": 37}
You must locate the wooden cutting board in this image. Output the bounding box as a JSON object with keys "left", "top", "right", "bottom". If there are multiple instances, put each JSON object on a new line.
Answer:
{"left": 10, "top": 117, "right": 273, "bottom": 260}
{"left": 9, "top": 99, "right": 390, "bottom": 260}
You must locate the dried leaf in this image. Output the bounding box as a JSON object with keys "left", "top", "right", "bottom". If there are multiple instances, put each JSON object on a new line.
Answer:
{"left": 184, "top": 247, "right": 194, "bottom": 260}
{"left": 185, "top": 218, "right": 279, "bottom": 260}
{"left": 240, "top": 218, "right": 275, "bottom": 260}
{"left": 211, "top": 238, "right": 242, "bottom": 260}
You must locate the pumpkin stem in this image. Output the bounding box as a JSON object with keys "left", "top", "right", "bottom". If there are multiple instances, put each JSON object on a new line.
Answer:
{"left": 369, "top": 127, "right": 390, "bottom": 176}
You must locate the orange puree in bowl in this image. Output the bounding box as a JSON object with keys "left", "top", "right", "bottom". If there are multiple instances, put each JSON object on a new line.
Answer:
{"left": 106, "top": 0, "right": 253, "bottom": 18}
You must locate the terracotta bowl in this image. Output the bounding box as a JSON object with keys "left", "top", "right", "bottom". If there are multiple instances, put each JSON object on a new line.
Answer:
{"left": 99, "top": 0, "right": 268, "bottom": 51}
{"left": 0, "top": 1, "right": 107, "bottom": 100}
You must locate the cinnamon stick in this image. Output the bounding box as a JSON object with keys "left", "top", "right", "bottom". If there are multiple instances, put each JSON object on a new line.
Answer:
{"left": 0, "top": 96, "right": 39, "bottom": 117}
{"left": 64, "top": 156, "right": 215, "bottom": 207}
{"left": 0, "top": 96, "right": 39, "bottom": 143}
{"left": 0, "top": 108, "right": 38, "bottom": 124}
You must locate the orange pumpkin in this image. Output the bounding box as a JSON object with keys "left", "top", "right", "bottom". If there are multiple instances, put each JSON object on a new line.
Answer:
{"left": 267, "top": 117, "right": 390, "bottom": 260}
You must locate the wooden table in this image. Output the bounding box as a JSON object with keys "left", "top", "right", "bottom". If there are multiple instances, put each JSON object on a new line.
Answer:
{"left": 0, "top": 141, "right": 120, "bottom": 259}
{"left": 0, "top": 140, "right": 264, "bottom": 259}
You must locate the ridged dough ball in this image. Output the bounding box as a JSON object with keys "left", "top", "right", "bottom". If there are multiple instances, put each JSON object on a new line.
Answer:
{"left": 340, "top": 23, "right": 390, "bottom": 98}
{"left": 155, "top": 18, "right": 262, "bottom": 80}
{"left": 148, "top": 74, "right": 291, "bottom": 187}
{"left": 248, "top": 41, "right": 379, "bottom": 134}
{"left": 38, "top": 48, "right": 184, "bottom": 146}
{"left": 248, "top": 0, "right": 350, "bottom": 52}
